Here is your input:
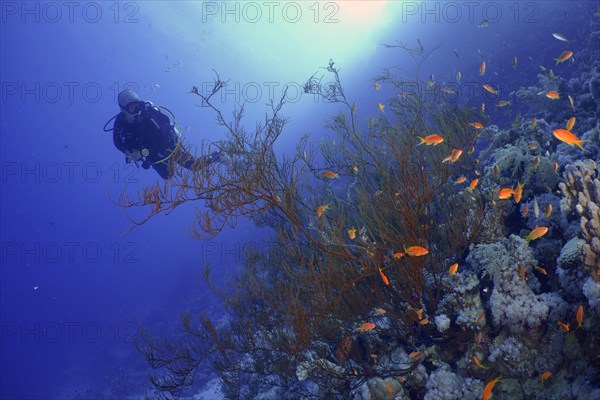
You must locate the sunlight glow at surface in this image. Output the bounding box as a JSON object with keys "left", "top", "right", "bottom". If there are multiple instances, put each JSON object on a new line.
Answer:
{"left": 148, "top": 1, "right": 394, "bottom": 81}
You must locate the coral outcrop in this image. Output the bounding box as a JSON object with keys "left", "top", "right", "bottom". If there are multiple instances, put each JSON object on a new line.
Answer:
{"left": 467, "top": 236, "right": 564, "bottom": 334}
{"left": 559, "top": 159, "right": 600, "bottom": 278}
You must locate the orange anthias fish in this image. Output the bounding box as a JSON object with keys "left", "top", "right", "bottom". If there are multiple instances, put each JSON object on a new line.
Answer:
{"left": 476, "top": 312, "right": 485, "bottom": 324}
{"left": 378, "top": 268, "right": 390, "bottom": 286}
{"left": 479, "top": 61, "right": 486, "bottom": 76}
{"left": 392, "top": 251, "right": 405, "bottom": 259}
{"left": 470, "top": 122, "right": 484, "bottom": 129}
{"left": 468, "top": 179, "right": 479, "bottom": 191}
{"left": 347, "top": 228, "right": 356, "bottom": 240}
{"left": 378, "top": 103, "right": 385, "bottom": 113}
{"left": 449, "top": 263, "right": 459, "bottom": 275}
{"left": 513, "top": 181, "right": 524, "bottom": 203}
{"left": 405, "top": 246, "right": 429, "bottom": 256}
{"left": 531, "top": 117, "right": 537, "bottom": 127}
{"left": 323, "top": 171, "right": 339, "bottom": 179}
{"left": 454, "top": 176, "right": 467, "bottom": 184}
{"left": 482, "top": 377, "right": 501, "bottom": 400}
{"left": 416, "top": 308, "right": 425, "bottom": 320}
{"left": 540, "top": 371, "right": 552, "bottom": 383}
{"left": 519, "top": 265, "right": 527, "bottom": 282}
{"left": 483, "top": 84, "right": 500, "bottom": 95}
{"left": 374, "top": 83, "right": 381, "bottom": 90}
{"left": 408, "top": 351, "right": 423, "bottom": 359}
{"left": 525, "top": 226, "right": 548, "bottom": 242}
{"left": 576, "top": 305, "right": 584, "bottom": 328}
{"left": 357, "top": 322, "right": 377, "bottom": 332}
{"left": 498, "top": 188, "right": 514, "bottom": 199}
{"left": 317, "top": 204, "right": 330, "bottom": 218}
{"left": 535, "top": 266, "right": 548, "bottom": 275}
{"left": 546, "top": 90, "right": 560, "bottom": 99}
{"left": 450, "top": 149, "right": 463, "bottom": 162}
{"left": 558, "top": 321, "right": 570, "bottom": 332}
{"left": 522, "top": 204, "right": 529, "bottom": 218}
{"left": 566, "top": 117, "right": 576, "bottom": 131}
{"left": 553, "top": 128, "right": 588, "bottom": 150}
{"left": 554, "top": 50, "right": 573, "bottom": 65}
{"left": 442, "top": 149, "right": 463, "bottom": 163}
{"left": 473, "top": 356, "right": 488, "bottom": 369}
{"left": 418, "top": 134, "right": 445, "bottom": 145}
{"left": 544, "top": 204, "right": 553, "bottom": 218}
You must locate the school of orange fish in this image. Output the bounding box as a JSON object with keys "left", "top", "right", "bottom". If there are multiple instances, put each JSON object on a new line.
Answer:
{"left": 313, "top": 29, "right": 590, "bottom": 399}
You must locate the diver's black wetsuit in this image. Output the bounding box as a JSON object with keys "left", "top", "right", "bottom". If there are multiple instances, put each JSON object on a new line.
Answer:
{"left": 113, "top": 101, "right": 201, "bottom": 179}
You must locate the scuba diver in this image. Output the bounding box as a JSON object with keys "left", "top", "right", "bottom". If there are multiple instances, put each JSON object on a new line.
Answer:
{"left": 104, "top": 89, "right": 220, "bottom": 179}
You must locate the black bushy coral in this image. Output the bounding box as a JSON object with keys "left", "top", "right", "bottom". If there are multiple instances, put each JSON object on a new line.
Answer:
{"left": 131, "top": 46, "right": 487, "bottom": 399}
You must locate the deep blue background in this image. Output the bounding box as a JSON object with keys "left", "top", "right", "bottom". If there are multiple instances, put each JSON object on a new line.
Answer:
{"left": 0, "top": 1, "right": 592, "bottom": 398}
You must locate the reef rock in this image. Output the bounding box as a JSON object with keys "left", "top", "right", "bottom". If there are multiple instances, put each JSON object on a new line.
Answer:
{"left": 559, "top": 159, "right": 600, "bottom": 278}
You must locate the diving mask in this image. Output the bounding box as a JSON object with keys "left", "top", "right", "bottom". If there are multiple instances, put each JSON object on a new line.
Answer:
{"left": 121, "top": 102, "right": 142, "bottom": 123}
{"left": 122, "top": 101, "right": 141, "bottom": 116}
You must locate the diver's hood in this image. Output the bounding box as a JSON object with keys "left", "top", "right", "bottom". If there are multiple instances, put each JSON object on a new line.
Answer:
{"left": 118, "top": 89, "right": 140, "bottom": 109}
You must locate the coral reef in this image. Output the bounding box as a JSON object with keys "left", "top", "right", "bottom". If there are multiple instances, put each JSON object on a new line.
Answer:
{"left": 434, "top": 314, "right": 451, "bottom": 333}
{"left": 556, "top": 237, "right": 586, "bottom": 294}
{"left": 582, "top": 277, "right": 600, "bottom": 314}
{"left": 137, "top": 12, "right": 600, "bottom": 400}
{"left": 559, "top": 159, "right": 600, "bottom": 278}
{"left": 296, "top": 358, "right": 344, "bottom": 382}
{"left": 491, "top": 141, "right": 560, "bottom": 196}
{"left": 589, "top": 66, "right": 600, "bottom": 100}
{"left": 423, "top": 367, "right": 482, "bottom": 400}
{"left": 467, "top": 236, "right": 562, "bottom": 334}
{"left": 436, "top": 270, "right": 484, "bottom": 331}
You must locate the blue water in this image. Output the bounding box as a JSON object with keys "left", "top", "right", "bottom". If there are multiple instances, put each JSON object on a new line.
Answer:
{"left": 0, "top": 1, "right": 595, "bottom": 399}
